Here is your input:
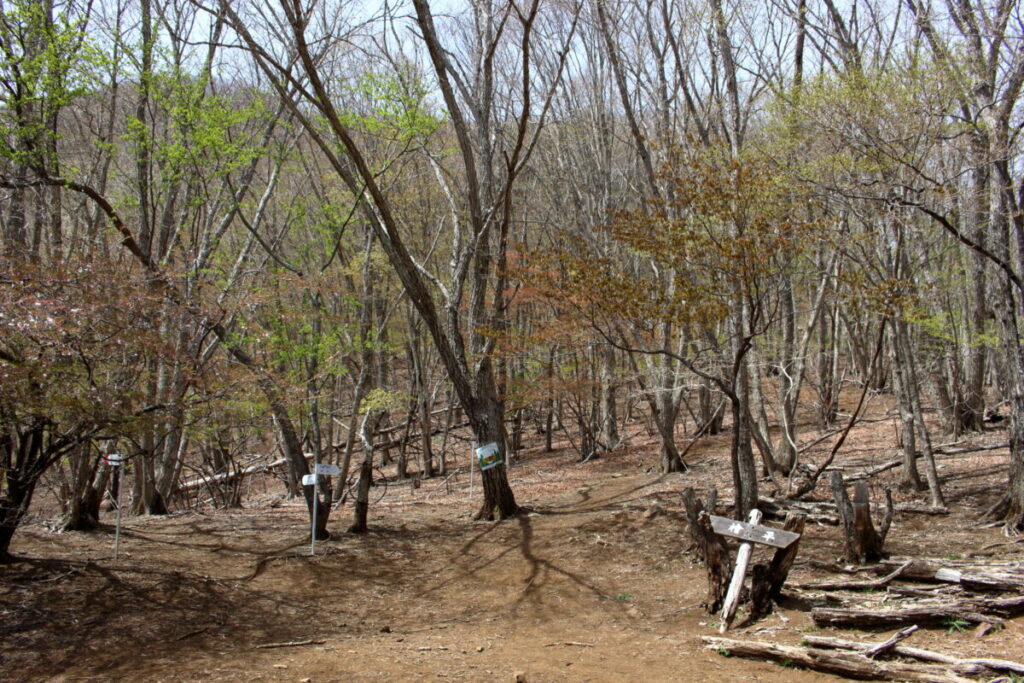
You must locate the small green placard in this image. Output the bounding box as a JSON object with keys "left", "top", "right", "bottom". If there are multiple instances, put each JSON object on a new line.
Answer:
{"left": 476, "top": 442, "right": 503, "bottom": 471}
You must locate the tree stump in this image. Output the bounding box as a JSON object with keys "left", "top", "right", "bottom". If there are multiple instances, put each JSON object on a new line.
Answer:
{"left": 749, "top": 512, "right": 806, "bottom": 620}
{"left": 830, "top": 472, "right": 892, "bottom": 563}
{"left": 682, "top": 487, "right": 732, "bottom": 611}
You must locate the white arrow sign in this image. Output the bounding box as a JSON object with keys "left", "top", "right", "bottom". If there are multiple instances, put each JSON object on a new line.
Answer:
{"left": 709, "top": 514, "right": 800, "bottom": 549}
{"left": 315, "top": 463, "right": 340, "bottom": 476}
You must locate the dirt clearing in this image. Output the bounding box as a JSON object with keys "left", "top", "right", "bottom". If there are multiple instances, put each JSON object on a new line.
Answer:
{"left": 3, "top": 423, "right": 1023, "bottom": 681}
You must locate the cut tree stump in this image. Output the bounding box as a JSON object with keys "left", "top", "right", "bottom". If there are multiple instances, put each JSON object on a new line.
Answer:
{"left": 831, "top": 471, "right": 892, "bottom": 563}
{"left": 748, "top": 512, "right": 805, "bottom": 620}
{"left": 682, "top": 487, "right": 732, "bottom": 612}
{"left": 701, "top": 636, "right": 975, "bottom": 682}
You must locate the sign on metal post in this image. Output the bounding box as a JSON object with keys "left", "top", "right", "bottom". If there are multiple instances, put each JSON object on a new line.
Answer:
{"left": 476, "top": 442, "right": 502, "bottom": 471}
{"left": 105, "top": 454, "right": 125, "bottom": 560}
{"left": 303, "top": 473, "right": 319, "bottom": 556}
{"left": 304, "top": 465, "right": 339, "bottom": 556}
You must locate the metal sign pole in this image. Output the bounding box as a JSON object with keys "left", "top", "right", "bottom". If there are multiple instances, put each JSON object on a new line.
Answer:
{"left": 112, "top": 455, "right": 124, "bottom": 560}
{"left": 304, "top": 465, "right": 338, "bottom": 557}
{"left": 469, "top": 442, "right": 476, "bottom": 501}
{"left": 310, "top": 475, "right": 318, "bottom": 557}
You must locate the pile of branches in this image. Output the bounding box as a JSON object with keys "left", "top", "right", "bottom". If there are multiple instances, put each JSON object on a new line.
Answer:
{"left": 705, "top": 557, "right": 1024, "bottom": 680}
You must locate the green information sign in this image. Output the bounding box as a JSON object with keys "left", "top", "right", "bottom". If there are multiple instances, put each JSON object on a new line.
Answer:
{"left": 476, "top": 442, "right": 503, "bottom": 471}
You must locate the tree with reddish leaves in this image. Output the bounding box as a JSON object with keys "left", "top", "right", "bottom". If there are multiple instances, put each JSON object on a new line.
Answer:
{"left": 0, "top": 260, "right": 176, "bottom": 559}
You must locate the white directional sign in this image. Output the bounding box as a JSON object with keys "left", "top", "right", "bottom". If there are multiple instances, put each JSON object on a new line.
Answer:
{"left": 709, "top": 514, "right": 800, "bottom": 549}
{"left": 302, "top": 474, "right": 317, "bottom": 486}
{"left": 105, "top": 453, "right": 125, "bottom": 466}
{"left": 315, "top": 463, "right": 340, "bottom": 476}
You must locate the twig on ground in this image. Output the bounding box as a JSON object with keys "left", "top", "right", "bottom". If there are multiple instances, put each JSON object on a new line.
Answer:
{"left": 254, "top": 639, "right": 326, "bottom": 649}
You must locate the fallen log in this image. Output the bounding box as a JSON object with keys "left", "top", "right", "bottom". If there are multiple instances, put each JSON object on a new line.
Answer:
{"left": 797, "top": 559, "right": 912, "bottom": 591}
{"left": 803, "top": 634, "right": 1024, "bottom": 676}
{"left": 178, "top": 457, "right": 288, "bottom": 493}
{"left": 811, "top": 595, "right": 1024, "bottom": 628}
{"left": 759, "top": 497, "right": 839, "bottom": 525}
{"left": 875, "top": 558, "right": 1024, "bottom": 592}
{"left": 701, "top": 636, "right": 974, "bottom": 682}
{"left": 894, "top": 504, "right": 949, "bottom": 515}
{"left": 846, "top": 443, "right": 1009, "bottom": 483}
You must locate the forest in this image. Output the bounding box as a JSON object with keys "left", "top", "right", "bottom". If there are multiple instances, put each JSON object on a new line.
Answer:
{"left": 3, "top": 0, "right": 1024, "bottom": 679}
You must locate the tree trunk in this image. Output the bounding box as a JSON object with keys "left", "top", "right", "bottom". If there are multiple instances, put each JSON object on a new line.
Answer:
{"left": 890, "top": 323, "right": 925, "bottom": 491}
{"left": 599, "top": 345, "right": 620, "bottom": 449}
{"left": 730, "top": 393, "right": 759, "bottom": 519}
{"left": 470, "top": 373, "right": 518, "bottom": 520}
{"left": 62, "top": 444, "right": 106, "bottom": 531}
{"left": 349, "top": 410, "right": 384, "bottom": 534}
{"left": 893, "top": 318, "right": 945, "bottom": 508}
{"left": 0, "top": 475, "right": 36, "bottom": 560}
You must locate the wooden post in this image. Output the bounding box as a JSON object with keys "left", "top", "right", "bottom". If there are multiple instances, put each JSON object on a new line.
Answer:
{"left": 720, "top": 509, "right": 762, "bottom": 632}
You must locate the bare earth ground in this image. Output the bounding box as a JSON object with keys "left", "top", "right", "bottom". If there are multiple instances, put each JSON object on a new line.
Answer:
{"left": 3, "top": 403, "right": 1024, "bottom": 682}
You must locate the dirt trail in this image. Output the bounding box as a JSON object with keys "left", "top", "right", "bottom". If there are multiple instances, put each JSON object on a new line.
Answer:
{"left": 3, "top": 448, "right": 1023, "bottom": 682}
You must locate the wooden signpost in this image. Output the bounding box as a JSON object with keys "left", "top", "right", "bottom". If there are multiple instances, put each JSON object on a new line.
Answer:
{"left": 710, "top": 510, "right": 801, "bottom": 632}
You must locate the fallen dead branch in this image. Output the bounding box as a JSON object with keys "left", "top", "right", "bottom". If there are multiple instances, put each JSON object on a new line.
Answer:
{"left": 894, "top": 504, "right": 949, "bottom": 515}
{"left": 797, "top": 559, "right": 912, "bottom": 591}
{"left": 969, "top": 537, "right": 1024, "bottom": 557}
{"left": 845, "top": 442, "right": 1009, "bottom": 483}
{"left": 862, "top": 624, "right": 918, "bottom": 658}
{"left": 253, "top": 639, "right": 326, "bottom": 649}
{"left": 803, "top": 633, "right": 1024, "bottom": 676}
{"left": 702, "top": 636, "right": 974, "bottom": 682}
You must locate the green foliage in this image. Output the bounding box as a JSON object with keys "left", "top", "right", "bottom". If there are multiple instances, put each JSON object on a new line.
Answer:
{"left": 361, "top": 387, "right": 410, "bottom": 413}
{"left": 0, "top": 0, "right": 104, "bottom": 166}
{"left": 943, "top": 617, "right": 969, "bottom": 634}
{"left": 766, "top": 57, "right": 961, "bottom": 178}
{"left": 905, "top": 307, "right": 998, "bottom": 349}
{"left": 125, "top": 67, "right": 268, "bottom": 190}
{"left": 339, "top": 68, "right": 443, "bottom": 143}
